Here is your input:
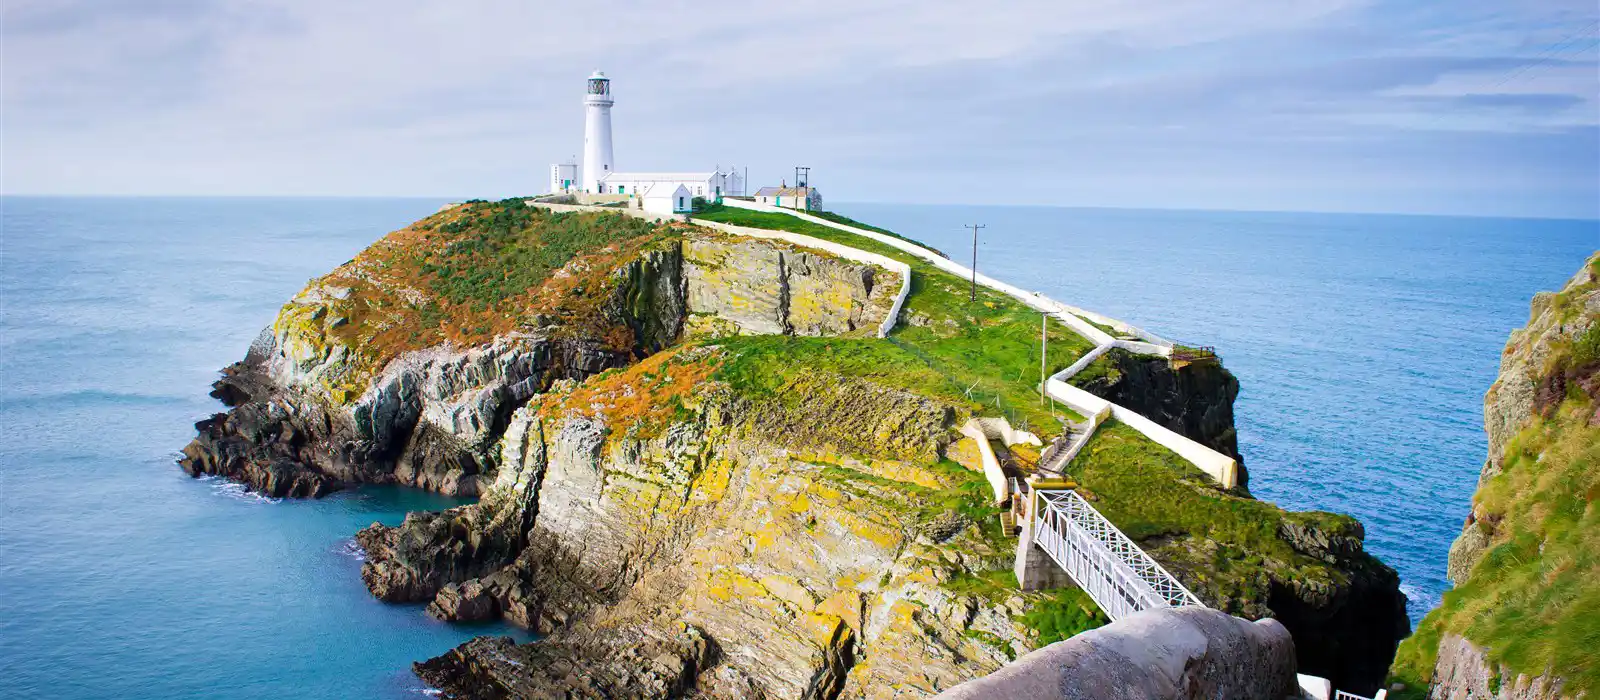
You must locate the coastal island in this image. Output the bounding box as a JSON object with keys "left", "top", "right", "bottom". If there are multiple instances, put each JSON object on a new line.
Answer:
{"left": 180, "top": 195, "right": 1412, "bottom": 698}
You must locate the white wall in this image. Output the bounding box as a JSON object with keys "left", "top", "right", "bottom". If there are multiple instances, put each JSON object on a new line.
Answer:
{"left": 604, "top": 176, "right": 714, "bottom": 198}
{"left": 960, "top": 420, "right": 1012, "bottom": 504}
{"left": 689, "top": 218, "right": 910, "bottom": 339}
{"left": 719, "top": 198, "right": 1240, "bottom": 490}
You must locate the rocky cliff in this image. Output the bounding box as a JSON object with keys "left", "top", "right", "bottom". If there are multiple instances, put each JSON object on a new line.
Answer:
{"left": 1071, "top": 348, "right": 1244, "bottom": 485}
{"left": 1389, "top": 253, "right": 1600, "bottom": 699}
{"left": 181, "top": 202, "right": 897, "bottom": 498}
{"left": 182, "top": 199, "right": 1409, "bottom": 698}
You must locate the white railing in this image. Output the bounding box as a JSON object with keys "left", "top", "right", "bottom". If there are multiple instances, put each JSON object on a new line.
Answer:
{"left": 1335, "top": 691, "right": 1387, "bottom": 700}
{"left": 1031, "top": 489, "right": 1204, "bottom": 621}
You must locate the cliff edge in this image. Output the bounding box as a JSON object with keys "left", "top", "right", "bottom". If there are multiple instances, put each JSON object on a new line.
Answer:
{"left": 1389, "top": 252, "right": 1600, "bottom": 699}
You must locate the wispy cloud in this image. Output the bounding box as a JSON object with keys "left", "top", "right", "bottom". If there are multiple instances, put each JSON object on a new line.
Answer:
{"left": 3, "top": 0, "right": 1596, "bottom": 217}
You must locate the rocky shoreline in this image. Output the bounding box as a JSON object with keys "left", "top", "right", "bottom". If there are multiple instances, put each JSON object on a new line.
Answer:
{"left": 179, "top": 202, "right": 1409, "bottom": 698}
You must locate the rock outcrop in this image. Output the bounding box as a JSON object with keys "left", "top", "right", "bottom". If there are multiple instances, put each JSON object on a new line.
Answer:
{"left": 929, "top": 607, "right": 1298, "bottom": 700}
{"left": 1072, "top": 348, "right": 1245, "bottom": 486}
{"left": 1389, "top": 253, "right": 1599, "bottom": 699}
{"left": 1426, "top": 633, "right": 1572, "bottom": 700}
{"left": 1446, "top": 258, "right": 1600, "bottom": 583}
{"left": 362, "top": 351, "right": 1033, "bottom": 698}
{"left": 180, "top": 207, "right": 895, "bottom": 499}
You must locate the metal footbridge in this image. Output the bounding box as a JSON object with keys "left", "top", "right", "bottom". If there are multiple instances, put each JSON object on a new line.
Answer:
{"left": 1020, "top": 487, "right": 1204, "bottom": 621}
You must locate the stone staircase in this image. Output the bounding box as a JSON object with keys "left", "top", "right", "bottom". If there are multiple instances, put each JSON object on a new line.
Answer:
{"left": 1037, "top": 418, "right": 1097, "bottom": 478}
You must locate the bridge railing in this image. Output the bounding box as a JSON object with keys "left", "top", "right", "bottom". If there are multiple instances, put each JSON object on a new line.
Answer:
{"left": 1032, "top": 489, "right": 1204, "bottom": 621}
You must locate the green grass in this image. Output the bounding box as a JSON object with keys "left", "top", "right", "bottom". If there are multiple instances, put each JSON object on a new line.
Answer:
{"left": 1065, "top": 421, "right": 1353, "bottom": 606}
{"left": 693, "top": 205, "right": 1096, "bottom": 430}
{"left": 1065, "top": 351, "right": 1123, "bottom": 388}
{"left": 1021, "top": 586, "right": 1108, "bottom": 645}
{"left": 1389, "top": 393, "right": 1600, "bottom": 696}
{"left": 805, "top": 209, "right": 947, "bottom": 257}
{"left": 941, "top": 568, "right": 1107, "bottom": 646}
{"left": 711, "top": 335, "right": 966, "bottom": 404}
{"left": 814, "top": 459, "right": 1008, "bottom": 546}
{"left": 420, "top": 199, "right": 666, "bottom": 310}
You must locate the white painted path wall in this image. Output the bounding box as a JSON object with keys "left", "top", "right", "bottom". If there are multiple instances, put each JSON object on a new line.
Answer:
{"left": 688, "top": 219, "right": 910, "bottom": 339}
{"left": 526, "top": 201, "right": 910, "bottom": 339}
{"left": 718, "top": 198, "right": 1239, "bottom": 489}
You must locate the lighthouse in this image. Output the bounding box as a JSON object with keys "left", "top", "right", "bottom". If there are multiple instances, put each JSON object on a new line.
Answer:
{"left": 581, "top": 71, "right": 615, "bottom": 193}
{"left": 547, "top": 71, "right": 744, "bottom": 199}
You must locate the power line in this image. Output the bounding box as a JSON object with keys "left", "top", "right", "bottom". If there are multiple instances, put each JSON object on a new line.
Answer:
{"left": 1482, "top": 19, "right": 1600, "bottom": 94}
{"left": 1406, "top": 20, "right": 1599, "bottom": 132}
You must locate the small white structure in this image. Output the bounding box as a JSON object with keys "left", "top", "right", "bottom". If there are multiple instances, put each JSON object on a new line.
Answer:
{"left": 754, "top": 185, "right": 822, "bottom": 211}
{"left": 548, "top": 160, "right": 579, "bottom": 194}
{"left": 641, "top": 183, "right": 693, "bottom": 215}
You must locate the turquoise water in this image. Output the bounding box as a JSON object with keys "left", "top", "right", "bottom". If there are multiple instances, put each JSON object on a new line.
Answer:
{"left": 0, "top": 197, "right": 526, "bottom": 699}
{"left": 1, "top": 197, "right": 1593, "bottom": 698}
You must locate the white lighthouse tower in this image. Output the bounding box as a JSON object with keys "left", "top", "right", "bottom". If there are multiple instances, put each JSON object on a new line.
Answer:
{"left": 581, "top": 71, "right": 615, "bottom": 193}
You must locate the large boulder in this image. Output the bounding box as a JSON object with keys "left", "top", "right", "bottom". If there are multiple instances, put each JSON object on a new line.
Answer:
{"left": 931, "top": 607, "right": 1298, "bottom": 700}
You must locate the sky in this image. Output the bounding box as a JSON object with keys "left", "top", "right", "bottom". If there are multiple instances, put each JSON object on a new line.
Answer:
{"left": 3, "top": 0, "right": 1598, "bottom": 218}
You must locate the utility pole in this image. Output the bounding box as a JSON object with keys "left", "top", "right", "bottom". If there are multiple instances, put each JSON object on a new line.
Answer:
{"left": 1041, "top": 311, "right": 1048, "bottom": 406}
{"left": 965, "top": 224, "right": 986, "bottom": 303}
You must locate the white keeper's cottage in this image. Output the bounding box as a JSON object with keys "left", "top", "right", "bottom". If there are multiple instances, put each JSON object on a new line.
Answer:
{"left": 754, "top": 184, "right": 822, "bottom": 211}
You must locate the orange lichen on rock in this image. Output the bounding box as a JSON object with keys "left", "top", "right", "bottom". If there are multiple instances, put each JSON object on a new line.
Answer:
{"left": 292, "top": 200, "right": 677, "bottom": 394}
{"left": 539, "top": 346, "right": 723, "bottom": 439}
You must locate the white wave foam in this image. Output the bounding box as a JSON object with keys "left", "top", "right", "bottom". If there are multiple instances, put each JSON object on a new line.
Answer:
{"left": 336, "top": 538, "right": 367, "bottom": 561}
{"left": 1400, "top": 582, "right": 1442, "bottom": 611}
{"left": 196, "top": 474, "right": 282, "bottom": 504}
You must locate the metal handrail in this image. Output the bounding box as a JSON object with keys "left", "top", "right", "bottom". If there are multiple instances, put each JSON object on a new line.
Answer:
{"left": 1031, "top": 489, "right": 1204, "bottom": 620}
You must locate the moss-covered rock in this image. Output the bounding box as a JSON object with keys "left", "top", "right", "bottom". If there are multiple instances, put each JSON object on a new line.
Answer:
{"left": 1389, "top": 253, "right": 1600, "bottom": 700}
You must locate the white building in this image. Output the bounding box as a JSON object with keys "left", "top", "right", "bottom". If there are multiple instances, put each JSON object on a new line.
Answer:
{"left": 548, "top": 160, "right": 579, "bottom": 194}
{"left": 754, "top": 185, "right": 822, "bottom": 211}
{"left": 549, "top": 71, "right": 744, "bottom": 198}
{"left": 641, "top": 183, "right": 693, "bottom": 215}
{"left": 596, "top": 170, "right": 743, "bottom": 200}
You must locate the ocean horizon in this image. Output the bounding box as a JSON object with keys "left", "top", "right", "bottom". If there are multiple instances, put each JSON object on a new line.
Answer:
{"left": 2, "top": 195, "right": 1595, "bottom": 698}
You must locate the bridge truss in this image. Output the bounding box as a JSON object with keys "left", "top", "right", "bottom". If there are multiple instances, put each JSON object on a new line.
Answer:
{"left": 1031, "top": 489, "right": 1205, "bottom": 621}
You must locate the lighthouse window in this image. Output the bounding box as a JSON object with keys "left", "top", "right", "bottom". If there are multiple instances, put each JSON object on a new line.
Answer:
{"left": 588, "top": 79, "right": 607, "bottom": 95}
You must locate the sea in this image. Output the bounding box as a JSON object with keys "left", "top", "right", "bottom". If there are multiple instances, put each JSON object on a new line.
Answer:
{"left": 1, "top": 196, "right": 1594, "bottom": 699}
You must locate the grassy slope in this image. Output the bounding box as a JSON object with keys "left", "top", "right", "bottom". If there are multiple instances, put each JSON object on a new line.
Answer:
{"left": 1389, "top": 258, "right": 1600, "bottom": 697}
{"left": 298, "top": 199, "right": 680, "bottom": 396}
{"left": 691, "top": 205, "right": 1117, "bottom": 642}
{"left": 691, "top": 205, "right": 1352, "bottom": 643}
{"left": 1066, "top": 421, "right": 1357, "bottom": 608}
{"left": 693, "top": 204, "right": 1095, "bottom": 431}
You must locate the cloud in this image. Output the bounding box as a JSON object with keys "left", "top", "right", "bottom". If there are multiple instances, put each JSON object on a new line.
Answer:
{"left": 3, "top": 0, "right": 1596, "bottom": 217}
